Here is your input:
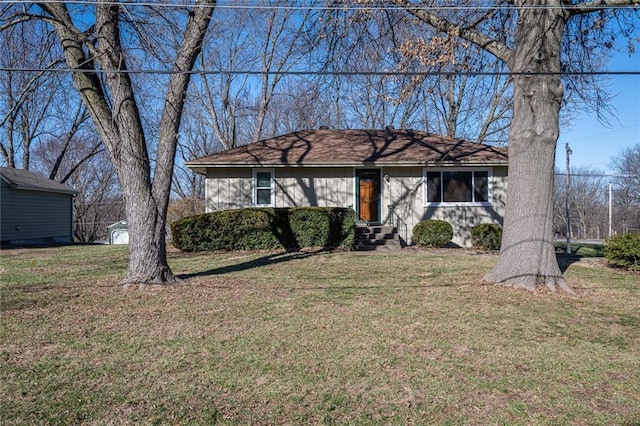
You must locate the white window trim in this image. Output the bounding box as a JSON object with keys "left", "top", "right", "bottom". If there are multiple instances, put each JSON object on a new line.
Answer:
{"left": 253, "top": 168, "right": 275, "bottom": 207}
{"left": 423, "top": 167, "right": 493, "bottom": 207}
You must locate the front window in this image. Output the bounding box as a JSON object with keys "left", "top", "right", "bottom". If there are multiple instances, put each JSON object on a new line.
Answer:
{"left": 253, "top": 169, "right": 274, "bottom": 207}
{"left": 424, "top": 169, "right": 491, "bottom": 205}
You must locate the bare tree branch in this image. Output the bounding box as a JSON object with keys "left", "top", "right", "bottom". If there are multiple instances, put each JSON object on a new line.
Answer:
{"left": 567, "top": 0, "right": 640, "bottom": 16}
{"left": 388, "top": 0, "right": 514, "bottom": 63}
{"left": 0, "top": 59, "right": 63, "bottom": 128}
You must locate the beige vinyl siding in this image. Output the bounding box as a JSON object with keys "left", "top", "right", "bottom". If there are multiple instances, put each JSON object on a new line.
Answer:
{"left": 205, "top": 168, "right": 253, "bottom": 211}
{"left": 382, "top": 166, "right": 423, "bottom": 225}
{"left": 383, "top": 166, "right": 508, "bottom": 247}
{"left": 205, "top": 167, "right": 353, "bottom": 211}
{"left": 382, "top": 166, "right": 423, "bottom": 244}
{"left": 275, "top": 167, "right": 353, "bottom": 208}
{"left": 1, "top": 181, "right": 74, "bottom": 243}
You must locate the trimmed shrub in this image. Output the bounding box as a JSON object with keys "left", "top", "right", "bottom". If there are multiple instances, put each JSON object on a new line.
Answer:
{"left": 170, "top": 208, "right": 281, "bottom": 252}
{"left": 412, "top": 220, "right": 453, "bottom": 248}
{"left": 171, "top": 207, "right": 355, "bottom": 252}
{"left": 603, "top": 232, "right": 640, "bottom": 272}
{"left": 471, "top": 223, "right": 503, "bottom": 250}
{"left": 289, "top": 207, "right": 355, "bottom": 249}
{"left": 290, "top": 208, "right": 330, "bottom": 248}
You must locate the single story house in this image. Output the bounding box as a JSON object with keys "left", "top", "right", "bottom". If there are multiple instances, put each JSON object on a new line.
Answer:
{"left": 1, "top": 167, "right": 79, "bottom": 245}
{"left": 186, "top": 128, "right": 508, "bottom": 247}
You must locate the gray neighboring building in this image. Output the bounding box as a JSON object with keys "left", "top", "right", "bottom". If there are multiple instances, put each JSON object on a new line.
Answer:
{"left": 1, "top": 167, "right": 79, "bottom": 245}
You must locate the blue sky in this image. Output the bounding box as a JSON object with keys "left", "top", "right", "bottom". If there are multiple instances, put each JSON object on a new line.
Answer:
{"left": 555, "top": 50, "right": 640, "bottom": 175}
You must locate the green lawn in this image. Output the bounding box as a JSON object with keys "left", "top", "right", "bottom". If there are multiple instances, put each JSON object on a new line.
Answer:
{"left": 555, "top": 242, "right": 604, "bottom": 257}
{"left": 1, "top": 245, "right": 639, "bottom": 425}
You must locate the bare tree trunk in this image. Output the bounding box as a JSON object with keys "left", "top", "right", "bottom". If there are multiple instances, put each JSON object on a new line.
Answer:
{"left": 485, "top": 1, "right": 573, "bottom": 293}
{"left": 39, "top": 0, "right": 214, "bottom": 286}
{"left": 122, "top": 189, "right": 173, "bottom": 286}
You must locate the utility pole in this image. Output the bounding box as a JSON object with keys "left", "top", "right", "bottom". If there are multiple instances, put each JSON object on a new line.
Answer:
{"left": 608, "top": 181, "right": 613, "bottom": 238}
{"left": 565, "top": 143, "right": 572, "bottom": 255}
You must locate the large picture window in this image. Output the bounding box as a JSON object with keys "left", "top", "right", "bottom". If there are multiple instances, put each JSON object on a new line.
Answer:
{"left": 424, "top": 169, "right": 491, "bottom": 205}
{"left": 253, "top": 169, "right": 274, "bottom": 207}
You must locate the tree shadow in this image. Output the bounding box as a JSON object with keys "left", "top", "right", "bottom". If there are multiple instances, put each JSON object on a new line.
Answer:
{"left": 556, "top": 242, "right": 604, "bottom": 272}
{"left": 556, "top": 253, "right": 583, "bottom": 273}
{"left": 178, "top": 248, "right": 331, "bottom": 279}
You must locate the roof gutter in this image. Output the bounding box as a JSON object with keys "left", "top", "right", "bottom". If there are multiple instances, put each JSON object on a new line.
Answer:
{"left": 0, "top": 178, "right": 80, "bottom": 195}
{"left": 186, "top": 160, "right": 508, "bottom": 173}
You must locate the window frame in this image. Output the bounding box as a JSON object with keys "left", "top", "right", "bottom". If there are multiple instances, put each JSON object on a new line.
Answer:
{"left": 253, "top": 168, "right": 275, "bottom": 207}
{"left": 423, "top": 167, "right": 493, "bottom": 207}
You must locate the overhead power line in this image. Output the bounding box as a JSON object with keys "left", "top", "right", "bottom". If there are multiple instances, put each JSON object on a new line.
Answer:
{"left": 8, "top": 0, "right": 639, "bottom": 11}
{"left": 3, "top": 67, "right": 640, "bottom": 76}
{"left": 555, "top": 173, "right": 639, "bottom": 178}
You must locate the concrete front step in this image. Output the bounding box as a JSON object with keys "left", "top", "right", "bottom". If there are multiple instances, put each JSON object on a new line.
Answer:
{"left": 355, "top": 242, "right": 402, "bottom": 252}
{"left": 355, "top": 225, "right": 402, "bottom": 251}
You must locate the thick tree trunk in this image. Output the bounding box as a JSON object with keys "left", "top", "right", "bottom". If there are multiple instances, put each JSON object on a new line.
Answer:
{"left": 121, "top": 187, "right": 177, "bottom": 287}
{"left": 40, "top": 0, "right": 214, "bottom": 287}
{"left": 485, "top": 1, "right": 574, "bottom": 293}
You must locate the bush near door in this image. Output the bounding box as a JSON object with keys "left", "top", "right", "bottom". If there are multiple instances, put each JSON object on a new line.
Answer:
{"left": 412, "top": 220, "right": 453, "bottom": 248}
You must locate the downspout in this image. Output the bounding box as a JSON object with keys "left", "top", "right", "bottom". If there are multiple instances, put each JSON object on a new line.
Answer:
{"left": 71, "top": 191, "right": 78, "bottom": 243}
{"left": 204, "top": 169, "right": 209, "bottom": 213}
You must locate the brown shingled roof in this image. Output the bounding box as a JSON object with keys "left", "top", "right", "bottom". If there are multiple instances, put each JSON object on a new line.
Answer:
{"left": 186, "top": 129, "right": 508, "bottom": 174}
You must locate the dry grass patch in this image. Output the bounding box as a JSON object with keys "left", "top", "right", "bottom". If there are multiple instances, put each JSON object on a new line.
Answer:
{"left": 1, "top": 245, "right": 639, "bottom": 425}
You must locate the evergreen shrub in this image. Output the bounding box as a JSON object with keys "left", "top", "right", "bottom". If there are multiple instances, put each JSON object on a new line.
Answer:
{"left": 603, "top": 232, "right": 640, "bottom": 272}
{"left": 412, "top": 220, "right": 453, "bottom": 248}
{"left": 471, "top": 223, "right": 503, "bottom": 250}
{"left": 171, "top": 207, "right": 355, "bottom": 252}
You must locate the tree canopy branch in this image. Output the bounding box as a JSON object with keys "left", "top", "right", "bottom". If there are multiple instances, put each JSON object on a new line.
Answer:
{"left": 388, "top": 0, "right": 514, "bottom": 64}
{"left": 567, "top": 0, "right": 640, "bottom": 16}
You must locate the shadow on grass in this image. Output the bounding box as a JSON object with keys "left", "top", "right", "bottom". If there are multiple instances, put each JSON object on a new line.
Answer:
{"left": 555, "top": 242, "right": 604, "bottom": 273}
{"left": 557, "top": 254, "right": 583, "bottom": 273}
{"left": 178, "top": 248, "right": 490, "bottom": 292}
{"left": 178, "top": 248, "right": 333, "bottom": 280}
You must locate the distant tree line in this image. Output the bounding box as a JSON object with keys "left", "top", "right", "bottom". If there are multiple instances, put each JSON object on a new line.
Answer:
{"left": 554, "top": 143, "right": 640, "bottom": 240}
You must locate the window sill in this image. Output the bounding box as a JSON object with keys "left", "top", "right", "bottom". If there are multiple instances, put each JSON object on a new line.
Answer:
{"left": 424, "top": 202, "right": 493, "bottom": 208}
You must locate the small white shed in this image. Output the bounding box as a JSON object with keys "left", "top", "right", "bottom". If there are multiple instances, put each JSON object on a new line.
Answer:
{"left": 107, "top": 220, "right": 129, "bottom": 244}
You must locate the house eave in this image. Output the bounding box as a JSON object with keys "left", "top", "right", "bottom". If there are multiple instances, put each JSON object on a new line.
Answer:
{"left": 186, "top": 160, "right": 508, "bottom": 174}
{"left": 11, "top": 184, "right": 80, "bottom": 195}
{"left": 0, "top": 176, "right": 80, "bottom": 195}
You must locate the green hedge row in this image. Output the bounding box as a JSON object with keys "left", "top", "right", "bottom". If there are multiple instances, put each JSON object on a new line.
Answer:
{"left": 171, "top": 207, "right": 355, "bottom": 252}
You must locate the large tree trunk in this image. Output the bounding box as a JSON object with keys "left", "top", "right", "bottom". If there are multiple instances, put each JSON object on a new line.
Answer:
{"left": 40, "top": 0, "right": 214, "bottom": 287}
{"left": 121, "top": 186, "right": 175, "bottom": 286}
{"left": 485, "top": 1, "right": 574, "bottom": 293}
